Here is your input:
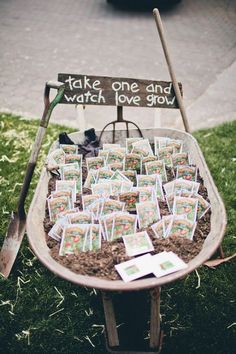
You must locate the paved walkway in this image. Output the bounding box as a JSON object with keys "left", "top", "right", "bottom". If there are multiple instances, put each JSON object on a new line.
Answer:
{"left": 0, "top": 0, "right": 236, "bottom": 131}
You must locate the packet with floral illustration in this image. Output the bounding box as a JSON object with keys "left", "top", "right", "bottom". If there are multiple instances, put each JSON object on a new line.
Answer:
{"left": 48, "top": 217, "right": 67, "bottom": 242}
{"left": 122, "top": 170, "right": 137, "bottom": 185}
{"left": 67, "top": 211, "right": 93, "bottom": 224}
{"left": 103, "top": 213, "right": 115, "bottom": 241}
{"left": 91, "top": 182, "right": 112, "bottom": 198}
{"left": 145, "top": 160, "right": 167, "bottom": 182}
{"left": 162, "top": 215, "right": 174, "bottom": 236}
{"left": 108, "top": 162, "right": 124, "bottom": 171}
{"left": 59, "top": 224, "right": 89, "bottom": 256}
{"left": 63, "top": 166, "right": 82, "bottom": 194}
{"left": 119, "top": 191, "right": 139, "bottom": 211}
{"left": 173, "top": 196, "right": 198, "bottom": 223}
{"left": 47, "top": 196, "right": 71, "bottom": 223}
{"left": 89, "top": 224, "right": 102, "bottom": 251}
{"left": 136, "top": 200, "right": 161, "bottom": 229}
{"left": 97, "top": 168, "right": 113, "bottom": 180}
{"left": 122, "top": 231, "right": 154, "bottom": 257}
{"left": 166, "top": 139, "right": 183, "bottom": 154}
{"left": 98, "top": 150, "right": 109, "bottom": 159}
{"left": 84, "top": 170, "right": 98, "bottom": 189}
{"left": 133, "top": 187, "right": 155, "bottom": 203}
{"left": 65, "top": 154, "right": 82, "bottom": 166}
{"left": 176, "top": 165, "right": 197, "bottom": 181}
{"left": 101, "top": 199, "right": 125, "bottom": 215}
{"left": 103, "top": 143, "right": 121, "bottom": 150}
{"left": 172, "top": 153, "right": 189, "bottom": 168}
{"left": 112, "top": 214, "right": 137, "bottom": 240}
{"left": 151, "top": 219, "right": 165, "bottom": 239}
{"left": 50, "top": 190, "right": 73, "bottom": 208}
{"left": 60, "top": 144, "right": 78, "bottom": 155}
{"left": 110, "top": 180, "right": 123, "bottom": 196}
{"left": 47, "top": 148, "right": 65, "bottom": 166}
{"left": 194, "top": 193, "right": 211, "bottom": 219}
{"left": 166, "top": 217, "right": 196, "bottom": 240}
{"left": 157, "top": 146, "right": 174, "bottom": 167}
{"left": 132, "top": 138, "right": 153, "bottom": 156}
{"left": 154, "top": 137, "right": 170, "bottom": 155}
{"left": 106, "top": 150, "right": 125, "bottom": 165}
{"left": 126, "top": 137, "right": 143, "bottom": 153}
{"left": 86, "top": 156, "right": 105, "bottom": 171}
{"left": 124, "top": 153, "right": 142, "bottom": 172}
{"left": 131, "top": 146, "right": 149, "bottom": 157}
{"left": 56, "top": 180, "right": 77, "bottom": 203}
{"left": 82, "top": 194, "right": 100, "bottom": 210}
{"left": 111, "top": 170, "right": 130, "bottom": 182}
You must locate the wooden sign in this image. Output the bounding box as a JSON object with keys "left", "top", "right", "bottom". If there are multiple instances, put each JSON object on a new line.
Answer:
{"left": 58, "top": 73, "right": 182, "bottom": 109}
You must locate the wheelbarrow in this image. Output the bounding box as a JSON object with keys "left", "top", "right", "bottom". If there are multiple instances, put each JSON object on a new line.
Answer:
{"left": 0, "top": 9, "right": 226, "bottom": 354}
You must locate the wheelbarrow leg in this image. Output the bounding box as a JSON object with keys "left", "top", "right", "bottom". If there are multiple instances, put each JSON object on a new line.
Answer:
{"left": 102, "top": 291, "right": 119, "bottom": 348}
{"left": 150, "top": 287, "right": 161, "bottom": 349}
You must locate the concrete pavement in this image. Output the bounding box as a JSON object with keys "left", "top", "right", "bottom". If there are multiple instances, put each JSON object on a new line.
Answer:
{"left": 0, "top": 0, "right": 236, "bottom": 132}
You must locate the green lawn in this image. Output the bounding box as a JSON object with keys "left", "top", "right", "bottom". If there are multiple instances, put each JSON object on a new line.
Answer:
{"left": 0, "top": 113, "right": 235, "bottom": 354}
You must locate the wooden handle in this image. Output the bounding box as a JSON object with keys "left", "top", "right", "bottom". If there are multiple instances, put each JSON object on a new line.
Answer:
{"left": 153, "top": 8, "right": 191, "bottom": 133}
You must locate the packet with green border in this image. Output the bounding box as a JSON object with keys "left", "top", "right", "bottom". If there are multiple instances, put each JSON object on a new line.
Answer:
{"left": 158, "top": 146, "right": 174, "bottom": 167}
{"left": 86, "top": 156, "right": 105, "bottom": 171}
{"left": 112, "top": 214, "right": 137, "bottom": 240}
{"left": 65, "top": 154, "right": 82, "bottom": 166}
{"left": 136, "top": 200, "right": 161, "bottom": 229}
{"left": 122, "top": 231, "right": 154, "bottom": 257}
{"left": 173, "top": 196, "right": 198, "bottom": 223}
{"left": 176, "top": 165, "right": 197, "bottom": 181}
{"left": 60, "top": 144, "right": 78, "bottom": 155}
{"left": 126, "top": 137, "right": 143, "bottom": 153}
{"left": 166, "top": 217, "right": 196, "bottom": 240}
{"left": 59, "top": 224, "right": 89, "bottom": 256}
{"left": 151, "top": 219, "right": 165, "bottom": 239}
{"left": 132, "top": 138, "right": 154, "bottom": 157}
{"left": 90, "top": 224, "right": 102, "bottom": 251}
{"left": 124, "top": 153, "right": 142, "bottom": 172}
{"left": 56, "top": 180, "right": 77, "bottom": 203}
{"left": 145, "top": 160, "right": 167, "bottom": 182}
{"left": 47, "top": 196, "right": 71, "bottom": 223}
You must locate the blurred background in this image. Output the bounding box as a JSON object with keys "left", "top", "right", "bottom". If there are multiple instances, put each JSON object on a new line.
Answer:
{"left": 0, "top": 0, "right": 236, "bottom": 131}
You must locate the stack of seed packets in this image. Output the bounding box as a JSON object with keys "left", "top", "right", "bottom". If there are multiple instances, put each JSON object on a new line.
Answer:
{"left": 100, "top": 212, "right": 137, "bottom": 241}
{"left": 59, "top": 223, "right": 101, "bottom": 256}
{"left": 115, "top": 251, "right": 187, "bottom": 282}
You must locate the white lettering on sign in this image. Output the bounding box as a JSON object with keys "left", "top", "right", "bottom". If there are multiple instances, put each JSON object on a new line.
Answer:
{"left": 115, "top": 92, "right": 141, "bottom": 106}
{"left": 112, "top": 81, "right": 140, "bottom": 93}
{"left": 146, "top": 82, "right": 172, "bottom": 94}
{"left": 64, "top": 91, "right": 105, "bottom": 104}
{"left": 65, "top": 75, "right": 102, "bottom": 91}
{"left": 146, "top": 94, "right": 176, "bottom": 107}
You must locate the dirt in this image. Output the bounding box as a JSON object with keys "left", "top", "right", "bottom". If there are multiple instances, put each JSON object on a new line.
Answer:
{"left": 44, "top": 165, "right": 211, "bottom": 281}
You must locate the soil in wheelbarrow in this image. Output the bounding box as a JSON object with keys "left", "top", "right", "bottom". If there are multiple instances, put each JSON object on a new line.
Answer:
{"left": 43, "top": 166, "right": 211, "bottom": 281}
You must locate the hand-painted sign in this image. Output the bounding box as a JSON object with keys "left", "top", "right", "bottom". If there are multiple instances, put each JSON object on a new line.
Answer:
{"left": 58, "top": 73, "right": 182, "bottom": 109}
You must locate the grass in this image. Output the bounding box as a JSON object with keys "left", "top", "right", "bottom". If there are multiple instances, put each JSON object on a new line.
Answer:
{"left": 0, "top": 113, "right": 235, "bottom": 354}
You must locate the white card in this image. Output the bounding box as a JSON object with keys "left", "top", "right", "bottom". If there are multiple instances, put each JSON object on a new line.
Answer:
{"left": 115, "top": 253, "right": 152, "bottom": 282}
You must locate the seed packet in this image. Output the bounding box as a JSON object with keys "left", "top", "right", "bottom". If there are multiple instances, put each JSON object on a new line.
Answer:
{"left": 176, "top": 165, "right": 197, "bottom": 181}
{"left": 145, "top": 160, "right": 167, "bottom": 182}
{"left": 151, "top": 219, "right": 165, "bottom": 239}
{"left": 47, "top": 196, "right": 71, "bottom": 223}
{"left": 82, "top": 194, "right": 100, "bottom": 210}
{"left": 137, "top": 174, "right": 156, "bottom": 188}
{"left": 136, "top": 200, "right": 161, "bottom": 229}
{"left": 60, "top": 144, "right": 78, "bottom": 155}
{"left": 165, "top": 193, "right": 175, "bottom": 212}
{"left": 133, "top": 187, "right": 155, "bottom": 203}
{"left": 173, "top": 178, "right": 199, "bottom": 195}
{"left": 162, "top": 215, "right": 174, "bottom": 236}
{"left": 48, "top": 217, "right": 67, "bottom": 242}
{"left": 103, "top": 143, "right": 121, "bottom": 150}
{"left": 110, "top": 180, "right": 123, "bottom": 196}
{"left": 142, "top": 156, "right": 158, "bottom": 165}
{"left": 112, "top": 214, "right": 137, "bottom": 240}
{"left": 97, "top": 168, "right": 113, "bottom": 180}
{"left": 106, "top": 150, "right": 125, "bottom": 165}
{"left": 132, "top": 138, "right": 154, "bottom": 156}
{"left": 60, "top": 162, "right": 79, "bottom": 179}
{"left": 122, "top": 170, "right": 137, "bottom": 185}
{"left": 131, "top": 146, "right": 149, "bottom": 157}
{"left": 59, "top": 224, "right": 89, "bottom": 256}
{"left": 166, "top": 139, "right": 183, "bottom": 154}
{"left": 86, "top": 156, "right": 105, "bottom": 171}
{"left": 154, "top": 137, "right": 170, "bottom": 155}
{"left": 103, "top": 213, "right": 115, "bottom": 241}
{"left": 63, "top": 167, "right": 82, "bottom": 194}
{"left": 65, "top": 154, "right": 83, "bottom": 166}
{"left": 57, "top": 207, "right": 79, "bottom": 219}
{"left": 122, "top": 231, "right": 154, "bottom": 257}
{"left": 91, "top": 182, "right": 112, "bottom": 198}
{"left": 110, "top": 170, "right": 130, "bottom": 182}
{"left": 108, "top": 162, "right": 124, "bottom": 171}
{"left": 90, "top": 224, "right": 102, "bottom": 251}
{"left": 47, "top": 148, "right": 65, "bottom": 166}
{"left": 126, "top": 137, "right": 143, "bottom": 153}
{"left": 157, "top": 146, "right": 174, "bottom": 167}
{"left": 166, "top": 217, "right": 196, "bottom": 240}
{"left": 163, "top": 180, "right": 175, "bottom": 196}
{"left": 119, "top": 191, "right": 139, "bottom": 211}
{"left": 124, "top": 153, "right": 142, "bottom": 172}
{"left": 84, "top": 170, "right": 98, "bottom": 189}
{"left": 194, "top": 193, "right": 211, "bottom": 219}
{"left": 173, "top": 196, "right": 198, "bottom": 223}
{"left": 101, "top": 199, "right": 125, "bottom": 215}
{"left": 115, "top": 253, "right": 152, "bottom": 282}
{"left": 87, "top": 198, "right": 104, "bottom": 219}
{"left": 98, "top": 150, "right": 108, "bottom": 159}
{"left": 67, "top": 211, "right": 93, "bottom": 224}
{"left": 172, "top": 153, "right": 189, "bottom": 168}
{"left": 50, "top": 190, "right": 73, "bottom": 207}
{"left": 151, "top": 251, "right": 187, "bottom": 278}
{"left": 121, "top": 181, "right": 134, "bottom": 193}
{"left": 154, "top": 174, "right": 165, "bottom": 201}
{"left": 56, "top": 180, "right": 77, "bottom": 203}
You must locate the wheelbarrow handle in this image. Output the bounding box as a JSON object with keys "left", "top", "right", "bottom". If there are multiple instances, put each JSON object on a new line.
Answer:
{"left": 17, "top": 81, "right": 65, "bottom": 218}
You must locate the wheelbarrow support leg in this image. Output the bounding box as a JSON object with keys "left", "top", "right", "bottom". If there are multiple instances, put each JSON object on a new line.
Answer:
{"left": 102, "top": 291, "right": 119, "bottom": 348}
{"left": 150, "top": 287, "right": 161, "bottom": 349}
